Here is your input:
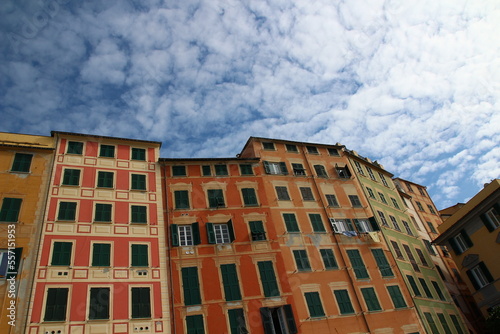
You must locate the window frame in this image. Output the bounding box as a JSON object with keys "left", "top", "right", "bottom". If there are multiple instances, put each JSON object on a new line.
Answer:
{"left": 172, "top": 165, "right": 187, "bottom": 176}
{"left": 181, "top": 267, "right": 202, "bottom": 306}
{"left": 51, "top": 241, "right": 73, "bottom": 266}
{"left": 293, "top": 249, "right": 311, "bottom": 272}
{"left": 131, "top": 173, "right": 147, "bottom": 191}
{"left": 241, "top": 188, "right": 258, "bottom": 206}
{"left": 11, "top": 153, "right": 33, "bottom": 172}
{"left": 300, "top": 187, "right": 314, "bottom": 201}
{"left": 304, "top": 291, "right": 325, "bottom": 318}
{"left": 320, "top": 249, "right": 338, "bottom": 270}
{"left": 249, "top": 220, "right": 266, "bottom": 241}
{"left": 97, "top": 171, "right": 114, "bottom": 188}
{"left": 325, "top": 194, "right": 339, "bottom": 207}
{"left": 43, "top": 287, "right": 69, "bottom": 321}
{"left": 57, "top": 201, "right": 77, "bottom": 221}
{"left": 361, "top": 287, "right": 381, "bottom": 311}
{"left": 131, "top": 147, "right": 146, "bottom": 161}
{"left": 88, "top": 287, "right": 110, "bottom": 320}
{"left": 347, "top": 249, "right": 369, "bottom": 279}
{"left": 92, "top": 243, "right": 111, "bottom": 267}
{"left": 67, "top": 141, "right": 84, "bottom": 155}
{"left": 276, "top": 186, "right": 291, "bottom": 201}
{"left": 94, "top": 203, "right": 112, "bottom": 223}
{"left": 99, "top": 144, "right": 115, "bottom": 158}
{"left": 239, "top": 164, "right": 253, "bottom": 175}
{"left": 285, "top": 144, "right": 298, "bottom": 152}
{"left": 283, "top": 213, "right": 300, "bottom": 233}
{"left": 131, "top": 244, "right": 149, "bottom": 267}
{"left": 262, "top": 142, "right": 275, "bottom": 150}
{"left": 215, "top": 164, "right": 229, "bottom": 176}
{"left": 348, "top": 195, "right": 362, "bottom": 207}
{"left": 207, "top": 189, "right": 225, "bottom": 208}
{"left": 174, "top": 190, "right": 190, "bottom": 209}
{"left": 220, "top": 263, "right": 242, "bottom": 301}
{"left": 131, "top": 205, "right": 147, "bottom": 224}
{"left": 257, "top": 261, "right": 280, "bottom": 297}
{"left": 334, "top": 289, "right": 355, "bottom": 315}
{"left": 131, "top": 287, "right": 151, "bottom": 319}
{"left": 62, "top": 168, "right": 81, "bottom": 186}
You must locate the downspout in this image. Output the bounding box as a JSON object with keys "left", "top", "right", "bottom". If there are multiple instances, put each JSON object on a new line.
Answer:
{"left": 23, "top": 136, "right": 57, "bottom": 333}
{"left": 300, "top": 147, "right": 372, "bottom": 333}
{"left": 161, "top": 162, "right": 176, "bottom": 334}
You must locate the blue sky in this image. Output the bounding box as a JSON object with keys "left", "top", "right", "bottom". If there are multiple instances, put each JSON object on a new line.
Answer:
{"left": 1, "top": 0, "right": 499, "bottom": 210}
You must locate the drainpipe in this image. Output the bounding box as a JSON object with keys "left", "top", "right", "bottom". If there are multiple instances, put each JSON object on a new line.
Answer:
{"left": 300, "top": 147, "right": 372, "bottom": 333}
{"left": 23, "top": 135, "right": 57, "bottom": 333}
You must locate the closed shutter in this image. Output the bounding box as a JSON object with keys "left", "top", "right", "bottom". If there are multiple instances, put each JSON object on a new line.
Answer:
{"left": 170, "top": 224, "right": 179, "bottom": 247}
{"left": 206, "top": 223, "right": 215, "bottom": 244}
{"left": 369, "top": 217, "right": 380, "bottom": 231}
{"left": 182, "top": 267, "right": 201, "bottom": 305}
{"left": 221, "top": 264, "right": 242, "bottom": 301}
{"left": 44, "top": 288, "right": 68, "bottom": 321}
{"left": 334, "top": 290, "right": 354, "bottom": 314}
{"left": 192, "top": 222, "right": 201, "bottom": 245}
{"left": 0, "top": 198, "right": 22, "bottom": 222}
{"left": 260, "top": 307, "right": 274, "bottom": 334}
{"left": 305, "top": 292, "right": 325, "bottom": 317}
{"left": 371, "top": 249, "right": 393, "bottom": 277}
{"left": 283, "top": 304, "right": 298, "bottom": 334}
{"left": 258, "top": 261, "right": 279, "bottom": 297}
{"left": 387, "top": 285, "right": 406, "bottom": 308}
{"left": 347, "top": 249, "right": 369, "bottom": 279}
{"left": 361, "top": 287, "right": 381, "bottom": 311}
{"left": 279, "top": 162, "right": 288, "bottom": 175}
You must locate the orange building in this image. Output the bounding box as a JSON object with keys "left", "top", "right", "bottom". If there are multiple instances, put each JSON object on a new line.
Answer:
{"left": 0, "top": 132, "right": 55, "bottom": 334}
{"left": 26, "top": 132, "right": 170, "bottom": 334}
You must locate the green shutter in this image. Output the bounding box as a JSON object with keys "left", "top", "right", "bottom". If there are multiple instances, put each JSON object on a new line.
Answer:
{"left": 460, "top": 230, "right": 473, "bottom": 247}
{"left": 305, "top": 292, "right": 325, "bottom": 317}
{"left": 131, "top": 205, "right": 147, "bottom": 223}
{"left": 206, "top": 223, "right": 215, "bottom": 244}
{"left": 279, "top": 162, "right": 288, "bottom": 175}
{"left": 202, "top": 165, "right": 211, "bottom": 176}
{"left": 51, "top": 242, "right": 72, "bottom": 266}
{"left": 437, "top": 313, "right": 452, "bottom": 334}
{"left": 92, "top": 243, "right": 110, "bottom": 266}
{"left": 131, "top": 244, "right": 148, "bottom": 266}
{"left": 242, "top": 188, "right": 258, "bottom": 206}
{"left": 228, "top": 308, "right": 246, "bottom": 334}
{"left": 100, "top": 145, "right": 115, "bottom": 158}
{"left": 182, "top": 267, "right": 201, "bottom": 305}
{"left": 239, "top": 164, "right": 253, "bottom": 175}
{"left": 0, "top": 198, "right": 22, "bottom": 222}
{"left": 424, "top": 312, "right": 440, "bottom": 334}
{"left": 283, "top": 213, "right": 299, "bottom": 232}
{"left": 371, "top": 249, "right": 393, "bottom": 277}
{"left": 431, "top": 281, "right": 446, "bottom": 301}
{"left": 132, "top": 174, "right": 146, "bottom": 190}
{"left": 215, "top": 165, "right": 228, "bottom": 175}
{"left": 131, "top": 148, "right": 145, "bottom": 160}
{"left": 97, "top": 171, "right": 113, "bottom": 188}
{"left": 369, "top": 217, "right": 380, "bottom": 231}
{"left": 406, "top": 275, "right": 421, "bottom": 296}
{"left": 170, "top": 224, "right": 179, "bottom": 247}
{"left": 175, "top": 190, "right": 190, "bottom": 209}
{"left": 58, "top": 202, "right": 77, "bottom": 221}
{"left": 89, "top": 288, "right": 110, "bottom": 319}
{"left": 44, "top": 288, "right": 68, "bottom": 321}
{"left": 419, "top": 278, "right": 433, "bottom": 298}
{"left": 249, "top": 221, "right": 266, "bottom": 241}
{"left": 63, "top": 169, "right": 80, "bottom": 185}
{"left": 192, "top": 222, "right": 201, "bottom": 245}
{"left": 258, "top": 261, "right": 279, "bottom": 297}
{"left": 208, "top": 189, "right": 224, "bottom": 208}
{"left": 11, "top": 153, "right": 32, "bottom": 172}
{"left": 221, "top": 264, "right": 242, "bottom": 301}
{"left": 227, "top": 219, "right": 235, "bottom": 242}
{"left": 293, "top": 250, "right": 311, "bottom": 271}
{"left": 361, "top": 287, "right": 381, "bottom": 311}
{"left": 67, "top": 141, "right": 83, "bottom": 155}
{"left": 309, "top": 214, "right": 326, "bottom": 232}
{"left": 450, "top": 315, "right": 465, "bottom": 334}
{"left": 186, "top": 314, "right": 205, "bottom": 334}
{"left": 131, "top": 287, "right": 151, "bottom": 318}
{"left": 334, "top": 290, "right": 354, "bottom": 314}
{"left": 95, "top": 203, "right": 112, "bottom": 222}
{"left": 283, "top": 304, "right": 298, "bottom": 334}
{"left": 347, "top": 249, "right": 369, "bottom": 279}
{"left": 387, "top": 285, "right": 407, "bottom": 308}
{"left": 320, "top": 249, "right": 338, "bottom": 269}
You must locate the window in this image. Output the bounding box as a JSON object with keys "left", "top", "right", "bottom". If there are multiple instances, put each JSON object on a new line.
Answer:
{"left": 329, "top": 218, "right": 355, "bottom": 233}
{"left": 207, "top": 189, "right": 225, "bottom": 208}
{"left": 419, "top": 278, "right": 433, "bottom": 298}
{"left": 406, "top": 275, "right": 421, "bottom": 297}
{"left": 347, "top": 249, "right": 369, "bottom": 279}
{"left": 0, "top": 248, "right": 22, "bottom": 279}
{"left": 300, "top": 187, "right": 314, "bottom": 201}
{"left": 283, "top": 213, "right": 300, "bottom": 233}
{"left": 202, "top": 165, "right": 211, "bottom": 176}
{"left": 186, "top": 314, "right": 205, "bottom": 334}
{"left": 221, "top": 264, "right": 242, "bottom": 301}
{"left": 367, "top": 187, "right": 375, "bottom": 199}
{"left": 466, "top": 262, "right": 494, "bottom": 290}
{"left": 174, "top": 190, "right": 190, "bottom": 209}
{"left": 415, "top": 248, "right": 429, "bottom": 267}
{"left": 361, "top": 287, "right": 381, "bottom": 311}
{"left": 172, "top": 165, "right": 186, "bottom": 176}
{"left": 215, "top": 165, "right": 228, "bottom": 176}
{"left": 94, "top": 203, "right": 112, "bottom": 222}
{"left": 411, "top": 216, "right": 421, "bottom": 231}
{"left": 131, "top": 147, "right": 146, "bottom": 160}
{"left": 348, "top": 195, "right": 362, "bottom": 207}
{"left": 92, "top": 243, "right": 111, "bottom": 266}
{"left": 206, "top": 221, "right": 234, "bottom": 244}
{"left": 406, "top": 183, "right": 414, "bottom": 193}
{"left": 424, "top": 239, "right": 437, "bottom": 255}
{"left": 378, "top": 192, "right": 387, "bottom": 204}
{"left": 62, "top": 169, "right": 80, "bottom": 186}
{"left": 391, "top": 241, "right": 404, "bottom": 259}
{"left": 131, "top": 205, "right": 147, "bottom": 224}
{"left": 11, "top": 153, "right": 32, "bottom": 172}
{"left": 403, "top": 244, "right": 420, "bottom": 272}
{"left": 389, "top": 215, "right": 401, "bottom": 231}
{"left": 51, "top": 242, "right": 72, "bottom": 266}
{"left": 170, "top": 223, "right": 201, "bottom": 247}
{"left": 391, "top": 197, "right": 400, "bottom": 209}
{"left": 387, "top": 285, "right": 407, "bottom": 308}
{"left": 239, "top": 164, "right": 253, "bottom": 175}
{"left": 306, "top": 146, "right": 318, "bottom": 154}
{"left": 304, "top": 292, "right": 325, "bottom": 317}
{"left": 427, "top": 205, "right": 436, "bottom": 215}
{"left": 431, "top": 281, "right": 446, "bottom": 301}
{"left": 293, "top": 250, "right": 311, "bottom": 271}
{"left": 131, "top": 174, "right": 146, "bottom": 190}
{"left": 257, "top": 261, "right": 279, "bottom": 297}
{"left": 416, "top": 201, "right": 424, "bottom": 211}
{"left": 228, "top": 308, "right": 247, "bottom": 334}
{"left": 402, "top": 220, "right": 413, "bottom": 236}
{"left": 326, "top": 194, "right": 339, "bottom": 207}
{"left": 182, "top": 267, "right": 202, "bottom": 305}
{"left": 89, "top": 288, "right": 110, "bottom": 320}
{"left": 377, "top": 211, "right": 388, "bottom": 226}
{"left": 292, "top": 163, "right": 306, "bottom": 176}
{"left": 334, "top": 290, "right": 354, "bottom": 314}
{"left": 437, "top": 313, "right": 452, "bottom": 334}
{"left": 320, "top": 249, "right": 338, "bottom": 270}
{"left": 309, "top": 214, "right": 326, "bottom": 232}
{"left": 241, "top": 188, "right": 258, "bottom": 206}
{"left": 131, "top": 244, "right": 148, "bottom": 267}
{"left": 450, "top": 314, "right": 465, "bottom": 334}
{"left": 366, "top": 167, "right": 376, "bottom": 180}
{"left": 285, "top": 144, "right": 298, "bottom": 152}
{"left": 260, "top": 305, "right": 297, "bottom": 334}
{"left": 335, "top": 165, "right": 351, "bottom": 178}
{"left": 480, "top": 205, "right": 500, "bottom": 231}
{"left": 67, "top": 141, "right": 83, "bottom": 155}
{"left": 328, "top": 148, "right": 339, "bottom": 156}
{"left": 354, "top": 218, "right": 379, "bottom": 233}
{"left": 97, "top": 171, "right": 114, "bottom": 188}
{"left": 313, "top": 165, "right": 328, "bottom": 177}
{"left": 424, "top": 312, "right": 439, "bottom": 334}
{"left": 449, "top": 230, "right": 472, "bottom": 255}
{"left": 131, "top": 287, "right": 151, "bottom": 318}
{"left": 44, "top": 288, "right": 69, "bottom": 321}
{"left": 378, "top": 173, "right": 389, "bottom": 187}
{"left": 0, "top": 198, "right": 22, "bottom": 222}
{"left": 436, "top": 265, "right": 446, "bottom": 281}
{"left": 276, "top": 186, "right": 291, "bottom": 201}
{"left": 262, "top": 142, "right": 275, "bottom": 150}
{"left": 99, "top": 144, "right": 115, "bottom": 158}
{"left": 353, "top": 161, "right": 365, "bottom": 175}
{"left": 263, "top": 161, "right": 288, "bottom": 175}
{"left": 371, "top": 249, "right": 393, "bottom": 277}
{"left": 249, "top": 221, "right": 266, "bottom": 241}
{"left": 418, "top": 187, "right": 426, "bottom": 196}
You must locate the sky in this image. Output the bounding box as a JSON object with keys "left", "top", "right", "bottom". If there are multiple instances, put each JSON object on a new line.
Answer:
{"left": 0, "top": 0, "right": 499, "bottom": 210}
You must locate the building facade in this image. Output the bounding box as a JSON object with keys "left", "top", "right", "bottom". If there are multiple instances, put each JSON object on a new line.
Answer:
{"left": 435, "top": 179, "right": 500, "bottom": 321}
{"left": 26, "top": 132, "right": 170, "bottom": 334}
{"left": 0, "top": 132, "right": 55, "bottom": 334}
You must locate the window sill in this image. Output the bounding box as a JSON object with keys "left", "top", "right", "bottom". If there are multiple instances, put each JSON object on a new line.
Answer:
{"left": 96, "top": 187, "right": 114, "bottom": 189}
{"left": 10, "top": 170, "right": 31, "bottom": 174}
{"left": 130, "top": 189, "right": 147, "bottom": 192}
{"left": 56, "top": 220, "right": 76, "bottom": 223}
{"left": 93, "top": 221, "right": 112, "bottom": 224}
{"left": 130, "top": 222, "right": 147, "bottom": 225}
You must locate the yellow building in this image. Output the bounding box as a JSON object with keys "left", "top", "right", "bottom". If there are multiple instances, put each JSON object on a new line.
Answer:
{"left": 0, "top": 132, "right": 55, "bottom": 334}
{"left": 435, "top": 179, "right": 500, "bottom": 319}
